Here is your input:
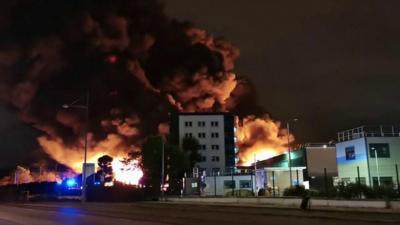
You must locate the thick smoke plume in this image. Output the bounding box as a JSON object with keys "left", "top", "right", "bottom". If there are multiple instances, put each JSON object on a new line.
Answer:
{"left": 0, "top": 0, "right": 292, "bottom": 179}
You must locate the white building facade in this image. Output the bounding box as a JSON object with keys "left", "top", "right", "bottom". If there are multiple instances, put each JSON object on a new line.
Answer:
{"left": 171, "top": 113, "right": 237, "bottom": 176}
{"left": 336, "top": 126, "right": 400, "bottom": 188}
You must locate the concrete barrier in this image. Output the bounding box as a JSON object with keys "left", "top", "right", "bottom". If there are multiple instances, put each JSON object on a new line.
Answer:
{"left": 311, "top": 199, "right": 386, "bottom": 208}
{"left": 389, "top": 201, "right": 400, "bottom": 210}
{"left": 166, "top": 197, "right": 400, "bottom": 210}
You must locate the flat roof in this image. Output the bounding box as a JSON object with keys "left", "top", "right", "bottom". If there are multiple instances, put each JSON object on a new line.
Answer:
{"left": 176, "top": 112, "right": 233, "bottom": 116}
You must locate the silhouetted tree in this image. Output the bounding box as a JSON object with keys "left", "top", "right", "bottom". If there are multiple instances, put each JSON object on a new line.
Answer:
{"left": 98, "top": 155, "right": 113, "bottom": 184}
{"left": 142, "top": 136, "right": 202, "bottom": 196}
{"left": 182, "top": 136, "right": 201, "bottom": 168}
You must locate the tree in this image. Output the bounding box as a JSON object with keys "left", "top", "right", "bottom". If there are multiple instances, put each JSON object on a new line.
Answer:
{"left": 98, "top": 155, "right": 113, "bottom": 184}
{"left": 181, "top": 137, "right": 201, "bottom": 168}
{"left": 142, "top": 136, "right": 163, "bottom": 197}
{"left": 141, "top": 136, "right": 202, "bottom": 196}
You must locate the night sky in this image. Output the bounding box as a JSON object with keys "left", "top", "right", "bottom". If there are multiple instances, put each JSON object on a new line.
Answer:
{"left": 1, "top": 0, "right": 400, "bottom": 169}
{"left": 165, "top": 0, "right": 400, "bottom": 141}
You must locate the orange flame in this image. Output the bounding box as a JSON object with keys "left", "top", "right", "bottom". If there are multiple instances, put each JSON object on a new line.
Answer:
{"left": 37, "top": 133, "right": 143, "bottom": 185}
{"left": 112, "top": 159, "right": 143, "bottom": 185}
{"left": 236, "top": 115, "right": 294, "bottom": 166}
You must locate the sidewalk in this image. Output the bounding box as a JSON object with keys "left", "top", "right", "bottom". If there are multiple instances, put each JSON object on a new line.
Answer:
{"left": 164, "top": 197, "right": 400, "bottom": 213}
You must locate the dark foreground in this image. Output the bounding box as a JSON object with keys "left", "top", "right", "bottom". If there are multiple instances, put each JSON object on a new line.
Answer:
{"left": 0, "top": 202, "right": 399, "bottom": 225}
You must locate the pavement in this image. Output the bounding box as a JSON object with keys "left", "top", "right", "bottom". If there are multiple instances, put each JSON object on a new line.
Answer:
{"left": 0, "top": 202, "right": 400, "bottom": 225}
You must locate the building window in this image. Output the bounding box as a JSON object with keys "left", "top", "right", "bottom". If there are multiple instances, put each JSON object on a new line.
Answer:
{"left": 211, "top": 145, "right": 219, "bottom": 150}
{"left": 212, "top": 156, "right": 220, "bottom": 162}
{"left": 211, "top": 145, "right": 220, "bottom": 150}
{"left": 211, "top": 132, "right": 219, "bottom": 138}
{"left": 211, "top": 121, "right": 219, "bottom": 127}
{"left": 345, "top": 146, "right": 355, "bottom": 160}
{"left": 198, "top": 121, "right": 206, "bottom": 127}
{"left": 372, "top": 177, "right": 393, "bottom": 187}
{"left": 200, "top": 156, "right": 206, "bottom": 162}
{"left": 199, "top": 145, "right": 206, "bottom": 150}
{"left": 239, "top": 180, "right": 251, "bottom": 188}
{"left": 185, "top": 133, "right": 193, "bottom": 138}
{"left": 198, "top": 133, "right": 206, "bottom": 138}
{"left": 369, "top": 143, "right": 390, "bottom": 158}
{"left": 211, "top": 168, "right": 220, "bottom": 175}
{"left": 184, "top": 121, "right": 192, "bottom": 127}
{"left": 224, "top": 180, "right": 235, "bottom": 189}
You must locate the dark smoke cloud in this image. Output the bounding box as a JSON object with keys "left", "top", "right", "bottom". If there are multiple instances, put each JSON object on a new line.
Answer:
{"left": 0, "top": 0, "right": 260, "bottom": 170}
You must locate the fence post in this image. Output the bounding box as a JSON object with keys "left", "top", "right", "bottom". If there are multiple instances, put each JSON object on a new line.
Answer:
{"left": 214, "top": 173, "right": 217, "bottom": 197}
{"left": 357, "top": 166, "right": 361, "bottom": 199}
{"left": 396, "top": 164, "right": 400, "bottom": 195}
{"left": 272, "top": 170, "right": 275, "bottom": 197}
{"left": 250, "top": 171, "right": 254, "bottom": 195}
{"left": 324, "top": 168, "right": 328, "bottom": 196}
{"left": 231, "top": 169, "right": 234, "bottom": 196}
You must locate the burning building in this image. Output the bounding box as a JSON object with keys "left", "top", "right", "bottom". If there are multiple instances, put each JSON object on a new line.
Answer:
{"left": 0, "top": 0, "right": 293, "bottom": 185}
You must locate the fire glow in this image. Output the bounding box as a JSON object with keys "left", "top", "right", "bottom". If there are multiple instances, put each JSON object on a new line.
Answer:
{"left": 38, "top": 134, "right": 143, "bottom": 186}
{"left": 0, "top": 0, "right": 295, "bottom": 186}
{"left": 236, "top": 115, "right": 294, "bottom": 166}
{"left": 112, "top": 159, "right": 143, "bottom": 186}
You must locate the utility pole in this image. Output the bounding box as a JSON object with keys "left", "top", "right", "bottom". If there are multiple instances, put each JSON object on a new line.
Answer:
{"left": 161, "top": 136, "right": 165, "bottom": 199}
{"left": 373, "top": 148, "right": 381, "bottom": 186}
{"left": 62, "top": 91, "right": 89, "bottom": 202}
{"left": 82, "top": 91, "right": 89, "bottom": 202}
{"left": 254, "top": 154, "right": 257, "bottom": 196}
{"left": 286, "top": 118, "right": 298, "bottom": 187}
{"left": 287, "top": 122, "right": 293, "bottom": 187}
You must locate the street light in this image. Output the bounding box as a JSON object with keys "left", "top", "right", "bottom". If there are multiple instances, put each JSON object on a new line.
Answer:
{"left": 62, "top": 92, "right": 89, "bottom": 202}
{"left": 287, "top": 118, "right": 298, "bottom": 187}
{"left": 372, "top": 147, "right": 381, "bottom": 186}
{"left": 160, "top": 136, "right": 165, "bottom": 200}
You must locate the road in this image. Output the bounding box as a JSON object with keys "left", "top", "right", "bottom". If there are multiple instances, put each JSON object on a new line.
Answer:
{"left": 0, "top": 202, "right": 399, "bottom": 225}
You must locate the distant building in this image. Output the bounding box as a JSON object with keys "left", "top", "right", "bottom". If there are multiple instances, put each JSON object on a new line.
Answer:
{"left": 82, "top": 163, "right": 95, "bottom": 184}
{"left": 170, "top": 112, "right": 237, "bottom": 176}
{"left": 336, "top": 125, "right": 400, "bottom": 188}
{"left": 202, "top": 174, "right": 256, "bottom": 196}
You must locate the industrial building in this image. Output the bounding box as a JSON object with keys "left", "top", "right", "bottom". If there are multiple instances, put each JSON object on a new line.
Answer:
{"left": 336, "top": 125, "right": 400, "bottom": 188}
{"left": 170, "top": 112, "right": 237, "bottom": 176}
{"left": 254, "top": 143, "right": 337, "bottom": 196}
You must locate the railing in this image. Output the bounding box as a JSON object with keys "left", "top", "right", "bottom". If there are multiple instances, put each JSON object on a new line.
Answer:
{"left": 338, "top": 125, "right": 400, "bottom": 142}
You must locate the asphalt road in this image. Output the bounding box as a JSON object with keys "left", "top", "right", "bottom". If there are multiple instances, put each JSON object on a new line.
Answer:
{"left": 0, "top": 202, "right": 399, "bottom": 225}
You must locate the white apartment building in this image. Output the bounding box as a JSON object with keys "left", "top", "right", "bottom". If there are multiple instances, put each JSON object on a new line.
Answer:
{"left": 170, "top": 113, "right": 237, "bottom": 176}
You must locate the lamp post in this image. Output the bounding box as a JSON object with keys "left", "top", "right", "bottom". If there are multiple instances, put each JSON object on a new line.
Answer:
{"left": 63, "top": 92, "right": 89, "bottom": 202}
{"left": 286, "top": 118, "right": 298, "bottom": 187}
{"left": 372, "top": 147, "right": 381, "bottom": 186}
{"left": 160, "top": 136, "right": 165, "bottom": 199}
{"left": 254, "top": 154, "right": 257, "bottom": 196}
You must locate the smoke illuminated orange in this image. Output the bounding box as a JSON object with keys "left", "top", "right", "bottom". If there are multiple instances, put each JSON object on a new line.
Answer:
{"left": 236, "top": 115, "right": 294, "bottom": 166}
{"left": 38, "top": 134, "right": 143, "bottom": 185}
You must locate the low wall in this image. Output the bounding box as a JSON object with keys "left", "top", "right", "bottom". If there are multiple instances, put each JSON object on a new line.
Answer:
{"left": 311, "top": 199, "right": 386, "bottom": 208}
{"left": 166, "top": 197, "right": 400, "bottom": 210}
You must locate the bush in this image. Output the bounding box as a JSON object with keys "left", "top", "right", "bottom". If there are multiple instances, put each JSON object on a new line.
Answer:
{"left": 283, "top": 185, "right": 307, "bottom": 197}
{"left": 363, "top": 185, "right": 398, "bottom": 199}
{"left": 334, "top": 182, "right": 399, "bottom": 199}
